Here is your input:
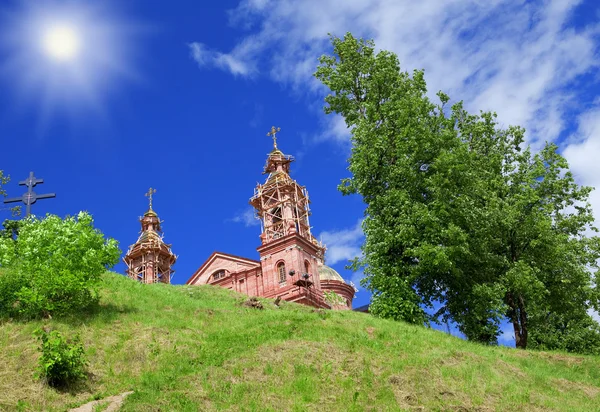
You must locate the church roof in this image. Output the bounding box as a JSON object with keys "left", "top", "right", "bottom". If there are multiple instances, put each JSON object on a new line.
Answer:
{"left": 318, "top": 264, "right": 345, "bottom": 282}
{"left": 138, "top": 230, "right": 160, "bottom": 243}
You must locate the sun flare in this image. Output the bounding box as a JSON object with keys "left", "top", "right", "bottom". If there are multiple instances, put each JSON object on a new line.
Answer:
{"left": 0, "top": 1, "right": 144, "bottom": 122}
{"left": 42, "top": 25, "right": 80, "bottom": 61}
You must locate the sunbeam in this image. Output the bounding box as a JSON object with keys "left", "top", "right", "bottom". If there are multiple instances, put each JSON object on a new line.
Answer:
{"left": 0, "top": 1, "right": 144, "bottom": 123}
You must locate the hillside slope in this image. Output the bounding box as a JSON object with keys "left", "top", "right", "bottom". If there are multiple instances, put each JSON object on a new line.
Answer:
{"left": 1, "top": 272, "right": 599, "bottom": 411}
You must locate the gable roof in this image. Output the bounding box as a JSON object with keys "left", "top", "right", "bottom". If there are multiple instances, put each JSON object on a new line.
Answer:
{"left": 185, "top": 251, "right": 260, "bottom": 285}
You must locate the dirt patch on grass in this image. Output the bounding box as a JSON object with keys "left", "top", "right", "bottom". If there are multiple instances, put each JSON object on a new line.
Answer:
{"left": 241, "top": 297, "right": 264, "bottom": 310}
{"left": 553, "top": 378, "right": 600, "bottom": 398}
{"left": 388, "top": 374, "right": 423, "bottom": 410}
{"left": 495, "top": 359, "right": 527, "bottom": 379}
{"left": 537, "top": 352, "right": 585, "bottom": 366}
{"left": 69, "top": 391, "right": 133, "bottom": 412}
{"left": 438, "top": 351, "right": 481, "bottom": 367}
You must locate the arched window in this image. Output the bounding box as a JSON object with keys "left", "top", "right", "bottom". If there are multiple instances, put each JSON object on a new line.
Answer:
{"left": 277, "top": 262, "right": 286, "bottom": 283}
{"left": 212, "top": 270, "right": 226, "bottom": 281}
{"left": 304, "top": 260, "right": 310, "bottom": 275}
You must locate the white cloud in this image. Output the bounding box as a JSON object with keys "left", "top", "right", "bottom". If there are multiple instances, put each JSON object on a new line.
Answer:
{"left": 319, "top": 219, "right": 363, "bottom": 265}
{"left": 193, "top": 0, "right": 600, "bottom": 248}
{"left": 188, "top": 41, "right": 256, "bottom": 77}
{"left": 563, "top": 106, "right": 600, "bottom": 229}
{"left": 315, "top": 114, "right": 352, "bottom": 146}
{"left": 228, "top": 208, "right": 260, "bottom": 227}
{"left": 589, "top": 308, "right": 600, "bottom": 323}
{"left": 190, "top": 0, "right": 600, "bottom": 151}
{"left": 498, "top": 322, "right": 516, "bottom": 345}
{"left": 350, "top": 270, "right": 365, "bottom": 292}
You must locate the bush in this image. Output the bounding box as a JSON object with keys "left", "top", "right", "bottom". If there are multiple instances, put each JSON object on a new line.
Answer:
{"left": 0, "top": 212, "right": 121, "bottom": 318}
{"left": 323, "top": 290, "right": 346, "bottom": 307}
{"left": 0, "top": 269, "right": 25, "bottom": 317}
{"left": 35, "top": 329, "right": 87, "bottom": 387}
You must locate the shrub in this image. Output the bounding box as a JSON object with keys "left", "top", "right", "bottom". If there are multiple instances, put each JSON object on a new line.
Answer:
{"left": 323, "top": 290, "right": 346, "bottom": 307}
{"left": 0, "top": 212, "right": 121, "bottom": 318}
{"left": 0, "top": 269, "right": 25, "bottom": 318}
{"left": 35, "top": 329, "right": 87, "bottom": 387}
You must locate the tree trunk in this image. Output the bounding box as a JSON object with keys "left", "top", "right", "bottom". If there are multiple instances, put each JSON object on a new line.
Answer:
{"left": 506, "top": 292, "right": 528, "bottom": 349}
{"left": 517, "top": 294, "right": 528, "bottom": 349}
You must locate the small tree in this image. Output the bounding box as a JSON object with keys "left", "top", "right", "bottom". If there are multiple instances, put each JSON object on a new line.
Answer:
{"left": 0, "top": 212, "right": 121, "bottom": 318}
{"left": 35, "top": 329, "right": 87, "bottom": 387}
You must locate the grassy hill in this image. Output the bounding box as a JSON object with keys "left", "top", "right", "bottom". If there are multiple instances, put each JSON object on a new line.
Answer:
{"left": 1, "top": 272, "right": 599, "bottom": 411}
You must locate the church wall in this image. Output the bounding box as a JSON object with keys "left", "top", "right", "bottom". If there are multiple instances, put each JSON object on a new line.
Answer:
{"left": 258, "top": 235, "right": 324, "bottom": 304}
{"left": 321, "top": 280, "right": 355, "bottom": 310}
{"left": 187, "top": 253, "right": 260, "bottom": 286}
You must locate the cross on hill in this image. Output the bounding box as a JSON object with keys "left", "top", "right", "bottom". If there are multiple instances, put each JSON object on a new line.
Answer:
{"left": 3, "top": 171, "right": 56, "bottom": 217}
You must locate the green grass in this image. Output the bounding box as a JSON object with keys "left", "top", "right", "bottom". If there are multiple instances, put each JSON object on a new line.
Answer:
{"left": 1, "top": 272, "right": 599, "bottom": 411}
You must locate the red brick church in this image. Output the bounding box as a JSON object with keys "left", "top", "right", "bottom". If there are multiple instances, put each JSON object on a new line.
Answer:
{"left": 185, "top": 127, "right": 356, "bottom": 309}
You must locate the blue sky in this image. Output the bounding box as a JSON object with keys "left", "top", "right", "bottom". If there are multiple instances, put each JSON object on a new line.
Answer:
{"left": 1, "top": 0, "right": 600, "bottom": 346}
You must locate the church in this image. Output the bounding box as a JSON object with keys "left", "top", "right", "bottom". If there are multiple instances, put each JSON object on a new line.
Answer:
{"left": 124, "top": 127, "right": 356, "bottom": 310}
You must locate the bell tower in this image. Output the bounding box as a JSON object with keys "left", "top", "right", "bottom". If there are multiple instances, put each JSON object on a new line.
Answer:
{"left": 249, "top": 127, "right": 328, "bottom": 307}
{"left": 124, "top": 188, "right": 177, "bottom": 284}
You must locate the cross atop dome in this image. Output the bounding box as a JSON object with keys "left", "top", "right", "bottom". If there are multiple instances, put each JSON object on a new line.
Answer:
{"left": 263, "top": 126, "right": 293, "bottom": 174}
{"left": 145, "top": 187, "right": 156, "bottom": 211}
{"left": 267, "top": 126, "right": 281, "bottom": 150}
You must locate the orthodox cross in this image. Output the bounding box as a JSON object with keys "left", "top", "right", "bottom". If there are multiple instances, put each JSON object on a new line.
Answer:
{"left": 3, "top": 171, "right": 56, "bottom": 217}
{"left": 145, "top": 187, "right": 157, "bottom": 210}
{"left": 267, "top": 126, "right": 281, "bottom": 149}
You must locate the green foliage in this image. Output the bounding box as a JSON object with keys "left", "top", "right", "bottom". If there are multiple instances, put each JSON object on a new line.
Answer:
{"left": 315, "top": 33, "right": 600, "bottom": 352}
{"left": 0, "top": 219, "right": 22, "bottom": 240}
{"left": 528, "top": 312, "right": 600, "bottom": 355}
{"left": 323, "top": 290, "right": 346, "bottom": 307}
{"left": 0, "top": 269, "right": 25, "bottom": 317}
{"left": 0, "top": 171, "right": 20, "bottom": 217}
{"left": 0, "top": 212, "right": 121, "bottom": 318}
{"left": 0, "top": 170, "right": 8, "bottom": 198}
{"left": 35, "top": 329, "right": 87, "bottom": 387}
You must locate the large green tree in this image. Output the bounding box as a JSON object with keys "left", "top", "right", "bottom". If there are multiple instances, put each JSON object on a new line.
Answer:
{"left": 315, "top": 33, "right": 600, "bottom": 351}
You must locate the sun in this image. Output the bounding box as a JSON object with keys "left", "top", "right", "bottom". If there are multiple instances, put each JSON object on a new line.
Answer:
{"left": 42, "top": 24, "right": 80, "bottom": 62}
{"left": 0, "top": 0, "right": 145, "bottom": 123}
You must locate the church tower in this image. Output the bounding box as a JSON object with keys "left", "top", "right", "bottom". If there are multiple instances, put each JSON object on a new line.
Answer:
{"left": 249, "top": 127, "right": 328, "bottom": 307}
{"left": 124, "top": 188, "right": 177, "bottom": 284}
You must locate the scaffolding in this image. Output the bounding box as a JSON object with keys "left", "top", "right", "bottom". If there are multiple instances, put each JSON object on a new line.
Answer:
{"left": 249, "top": 151, "right": 322, "bottom": 248}
{"left": 124, "top": 211, "right": 177, "bottom": 284}
{"left": 124, "top": 241, "right": 177, "bottom": 284}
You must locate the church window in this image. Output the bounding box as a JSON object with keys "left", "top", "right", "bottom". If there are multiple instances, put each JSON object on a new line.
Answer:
{"left": 277, "top": 262, "right": 286, "bottom": 283}
{"left": 272, "top": 207, "right": 283, "bottom": 239}
{"left": 304, "top": 260, "right": 310, "bottom": 275}
{"left": 272, "top": 207, "right": 282, "bottom": 223}
{"left": 212, "top": 270, "right": 226, "bottom": 281}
